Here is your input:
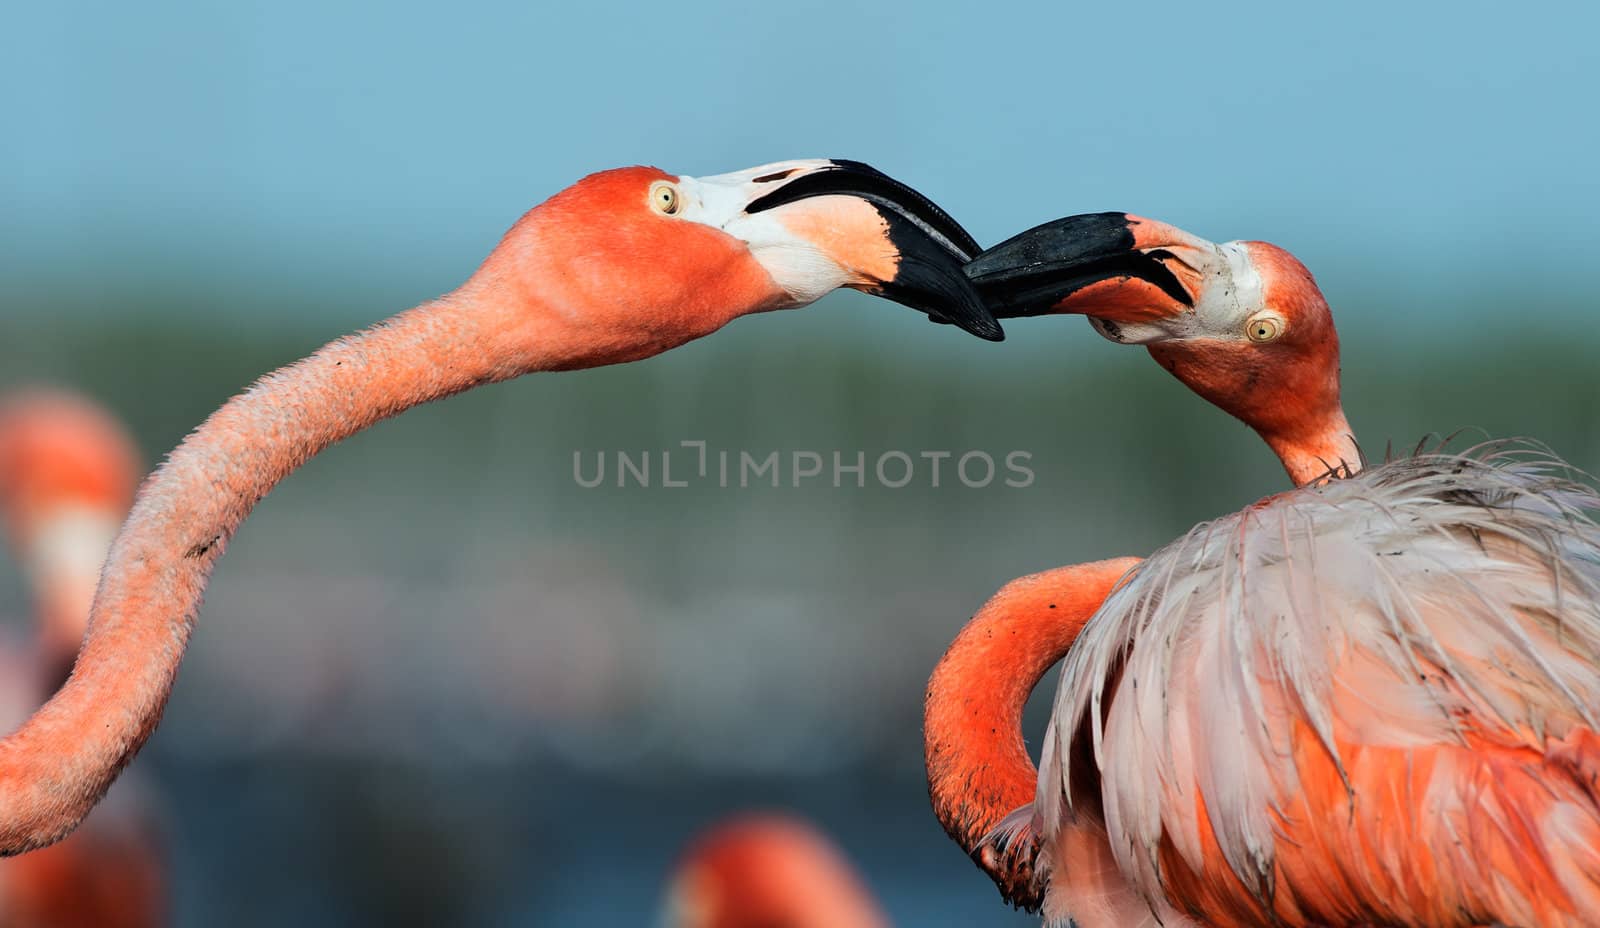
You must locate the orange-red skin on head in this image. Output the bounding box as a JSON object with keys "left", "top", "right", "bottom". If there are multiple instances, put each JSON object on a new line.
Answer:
{"left": 482, "top": 166, "right": 790, "bottom": 369}
{"left": 1039, "top": 237, "right": 1352, "bottom": 482}
{"left": 1146, "top": 242, "right": 1353, "bottom": 481}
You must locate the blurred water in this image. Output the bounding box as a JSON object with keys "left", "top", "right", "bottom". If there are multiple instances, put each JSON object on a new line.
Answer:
{"left": 158, "top": 759, "right": 1031, "bottom": 927}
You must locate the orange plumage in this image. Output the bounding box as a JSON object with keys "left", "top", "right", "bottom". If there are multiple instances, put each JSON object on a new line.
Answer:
{"left": 933, "top": 213, "right": 1600, "bottom": 926}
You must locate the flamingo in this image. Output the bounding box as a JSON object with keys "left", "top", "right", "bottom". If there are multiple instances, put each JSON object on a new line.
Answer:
{"left": 0, "top": 159, "right": 999, "bottom": 853}
{"left": 662, "top": 812, "right": 889, "bottom": 928}
{"left": 0, "top": 391, "right": 166, "bottom": 927}
{"left": 924, "top": 213, "right": 1600, "bottom": 927}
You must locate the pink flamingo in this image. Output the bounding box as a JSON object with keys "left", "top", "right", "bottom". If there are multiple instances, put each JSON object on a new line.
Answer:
{"left": 0, "top": 160, "right": 997, "bottom": 852}
{"left": 0, "top": 390, "right": 166, "bottom": 927}
{"left": 663, "top": 813, "right": 889, "bottom": 928}
{"left": 925, "top": 213, "right": 1600, "bottom": 926}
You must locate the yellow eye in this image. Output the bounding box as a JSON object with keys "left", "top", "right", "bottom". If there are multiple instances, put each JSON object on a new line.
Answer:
{"left": 649, "top": 181, "right": 681, "bottom": 216}
{"left": 1246, "top": 314, "right": 1284, "bottom": 342}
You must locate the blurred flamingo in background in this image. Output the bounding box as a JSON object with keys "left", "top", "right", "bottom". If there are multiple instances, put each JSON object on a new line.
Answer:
{"left": 0, "top": 390, "right": 166, "bottom": 927}
{"left": 663, "top": 812, "right": 889, "bottom": 928}
{"left": 0, "top": 159, "right": 999, "bottom": 852}
{"left": 925, "top": 214, "right": 1600, "bottom": 927}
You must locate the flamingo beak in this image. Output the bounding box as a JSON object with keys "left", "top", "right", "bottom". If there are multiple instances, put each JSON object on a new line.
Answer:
{"left": 744, "top": 160, "right": 1004, "bottom": 341}
{"left": 964, "top": 212, "right": 1210, "bottom": 337}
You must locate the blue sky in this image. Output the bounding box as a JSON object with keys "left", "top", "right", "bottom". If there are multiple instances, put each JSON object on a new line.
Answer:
{"left": 3, "top": 0, "right": 1596, "bottom": 325}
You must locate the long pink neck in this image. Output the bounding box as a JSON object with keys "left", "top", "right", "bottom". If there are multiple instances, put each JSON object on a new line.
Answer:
{"left": 1261, "top": 409, "right": 1362, "bottom": 488}
{"left": 924, "top": 557, "right": 1139, "bottom": 854}
{"left": 0, "top": 283, "right": 583, "bottom": 851}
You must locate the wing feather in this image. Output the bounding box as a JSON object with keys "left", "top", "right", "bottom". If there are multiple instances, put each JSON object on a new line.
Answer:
{"left": 1041, "top": 441, "right": 1600, "bottom": 924}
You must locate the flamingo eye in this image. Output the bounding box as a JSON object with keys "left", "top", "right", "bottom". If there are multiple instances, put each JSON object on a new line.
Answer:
{"left": 649, "top": 181, "right": 682, "bottom": 216}
{"left": 1246, "top": 314, "right": 1284, "bottom": 342}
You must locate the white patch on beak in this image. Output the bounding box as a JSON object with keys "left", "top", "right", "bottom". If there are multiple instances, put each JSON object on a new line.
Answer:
{"left": 675, "top": 161, "right": 856, "bottom": 308}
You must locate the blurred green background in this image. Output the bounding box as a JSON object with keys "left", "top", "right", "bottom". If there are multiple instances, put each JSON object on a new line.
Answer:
{"left": 2, "top": 0, "right": 1598, "bottom": 924}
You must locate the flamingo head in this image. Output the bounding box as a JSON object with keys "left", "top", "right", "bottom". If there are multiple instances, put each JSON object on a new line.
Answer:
{"left": 0, "top": 391, "right": 140, "bottom": 660}
{"left": 481, "top": 159, "right": 1000, "bottom": 364}
{"left": 662, "top": 813, "right": 887, "bottom": 928}
{"left": 965, "top": 214, "right": 1357, "bottom": 486}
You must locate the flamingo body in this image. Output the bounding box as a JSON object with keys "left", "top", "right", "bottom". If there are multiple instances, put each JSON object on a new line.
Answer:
{"left": 1041, "top": 449, "right": 1600, "bottom": 926}
{"left": 928, "top": 213, "right": 1600, "bottom": 926}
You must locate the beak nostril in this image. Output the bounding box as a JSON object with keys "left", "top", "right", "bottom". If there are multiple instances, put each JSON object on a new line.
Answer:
{"left": 752, "top": 169, "right": 800, "bottom": 184}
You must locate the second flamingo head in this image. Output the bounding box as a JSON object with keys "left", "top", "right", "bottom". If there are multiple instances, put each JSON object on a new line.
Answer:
{"left": 0, "top": 391, "right": 140, "bottom": 663}
{"left": 964, "top": 214, "right": 1357, "bottom": 486}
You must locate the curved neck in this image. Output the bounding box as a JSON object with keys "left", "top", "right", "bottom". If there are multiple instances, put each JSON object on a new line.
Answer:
{"left": 0, "top": 286, "right": 578, "bottom": 851}
{"left": 924, "top": 557, "right": 1139, "bottom": 854}
{"left": 1261, "top": 408, "right": 1361, "bottom": 487}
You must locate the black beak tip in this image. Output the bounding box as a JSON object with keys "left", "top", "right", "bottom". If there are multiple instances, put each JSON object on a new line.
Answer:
{"left": 961, "top": 250, "right": 1020, "bottom": 287}
{"left": 964, "top": 314, "right": 1006, "bottom": 342}
{"left": 961, "top": 211, "right": 1193, "bottom": 318}
{"left": 922, "top": 309, "right": 1006, "bottom": 341}
{"left": 882, "top": 250, "right": 1007, "bottom": 343}
{"left": 966, "top": 212, "right": 1140, "bottom": 278}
